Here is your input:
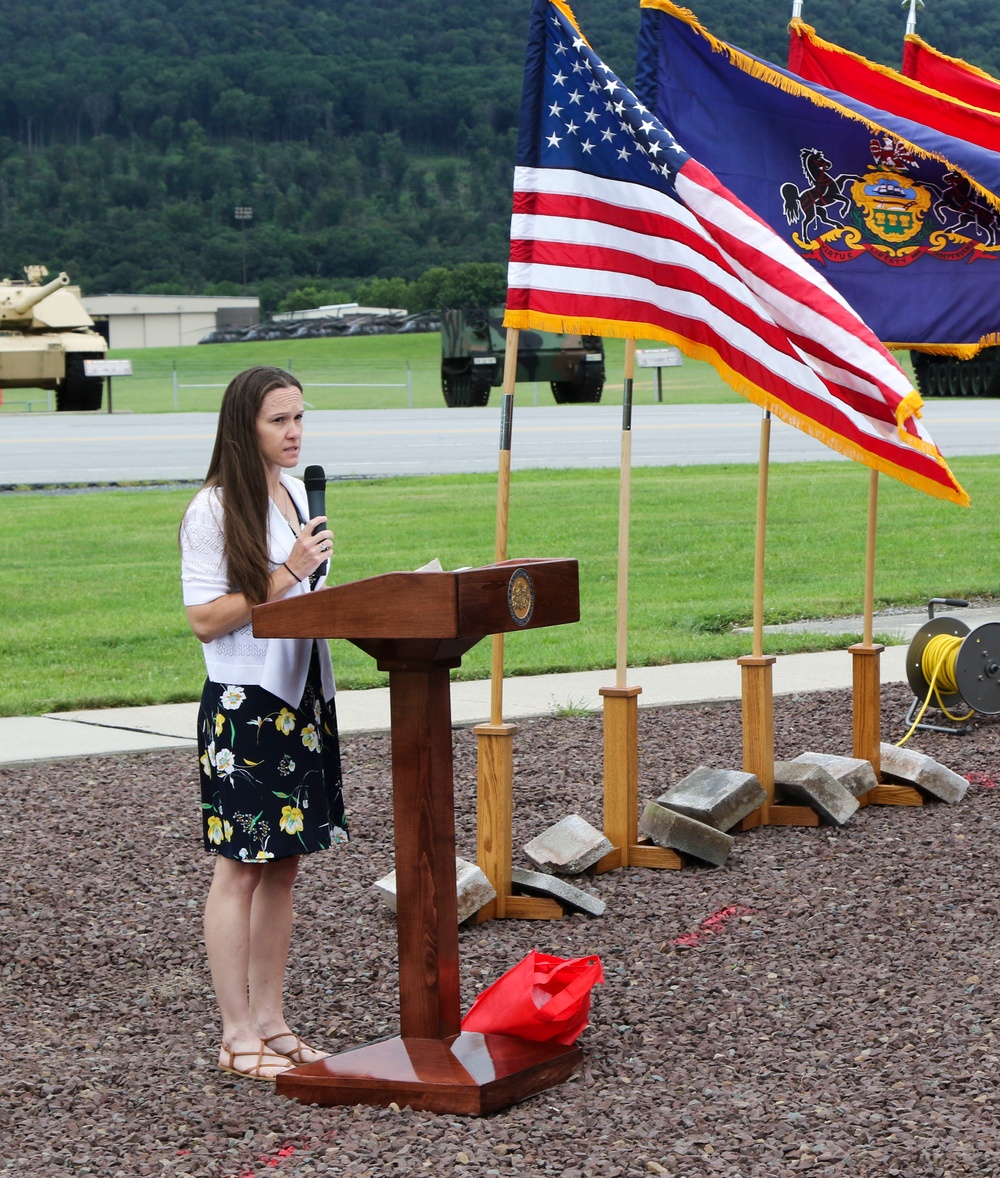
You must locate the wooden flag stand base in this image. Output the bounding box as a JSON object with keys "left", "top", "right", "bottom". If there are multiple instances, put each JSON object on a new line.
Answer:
{"left": 595, "top": 685, "right": 682, "bottom": 873}
{"left": 849, "top": 642, "right": 923, "bottom": 808}
{"left": 475, "top": 723, "right": 563, "bottom": 922}
{"left": 738, "top": 656, "right": 819, "bottom": 829}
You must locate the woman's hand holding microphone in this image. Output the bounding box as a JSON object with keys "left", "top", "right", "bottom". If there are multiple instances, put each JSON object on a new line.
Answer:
{"left": 283, "top": 516, "right": 333, "bottom": 583}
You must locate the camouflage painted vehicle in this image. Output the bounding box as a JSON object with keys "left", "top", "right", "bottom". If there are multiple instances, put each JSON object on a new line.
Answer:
{"left": 910, "top": 349, "right": 1000, "bottom": 398}
{"left": 440, "top": 307, "right": 604, "bottom": 407}
{"left": 0, "top": 266, "right": 108, "bottom": 410}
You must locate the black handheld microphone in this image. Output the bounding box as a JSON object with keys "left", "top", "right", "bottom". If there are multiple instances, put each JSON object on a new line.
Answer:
{"left": 303, "top": 464, "right": 328, "bottom": 578}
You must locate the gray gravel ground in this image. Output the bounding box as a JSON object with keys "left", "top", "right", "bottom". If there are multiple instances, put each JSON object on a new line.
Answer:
{"left": 3, "top": 680, "right": 999, "bottom": 1178}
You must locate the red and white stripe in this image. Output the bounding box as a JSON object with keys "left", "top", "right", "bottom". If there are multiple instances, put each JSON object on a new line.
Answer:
{"left": 507, "top": 162, "right": 967, "bottom": 504}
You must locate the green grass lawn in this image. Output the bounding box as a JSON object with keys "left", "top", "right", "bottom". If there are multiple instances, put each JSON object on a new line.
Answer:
{"left": 1, "top": 455, "right": 994, "bottom": 716}
{"left": 0, "top": 332, "right": 747, "bottom": 415}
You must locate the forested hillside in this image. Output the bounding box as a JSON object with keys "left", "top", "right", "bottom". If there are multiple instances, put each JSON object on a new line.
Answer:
{"left": 1, "top": 0, "right": 997, "bottom": 310}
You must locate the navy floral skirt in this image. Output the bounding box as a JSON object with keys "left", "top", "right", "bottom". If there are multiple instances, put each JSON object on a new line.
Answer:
{"left": 196, "top": 652, "right": 348, "bottom": 862}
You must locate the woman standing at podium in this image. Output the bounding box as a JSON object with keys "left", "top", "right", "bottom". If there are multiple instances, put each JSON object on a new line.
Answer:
{"left": 180, "top": 365, "right": 348, "bottom": 1081}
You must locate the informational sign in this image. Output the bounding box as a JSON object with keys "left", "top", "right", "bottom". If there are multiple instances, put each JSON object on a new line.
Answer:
{"left": 83, "top": 359, "right": 133, "bottom": 377}
{"left": 635, "top": 347, "right": 683, "bottom": 368}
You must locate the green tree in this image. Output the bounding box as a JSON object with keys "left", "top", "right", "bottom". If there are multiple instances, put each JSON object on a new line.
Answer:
{"left": 410, "top": 262, "right": 506, "bottom": 311}
{"left": 1, "top": 0, "right": 995, "bottom": 296}
{"left": 356, "top": 276, "right": 413, "bottom": 309}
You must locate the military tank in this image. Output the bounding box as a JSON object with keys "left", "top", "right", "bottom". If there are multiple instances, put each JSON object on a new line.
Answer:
{"left": 440, "top": 306, "right": 604, "bottom": 407}
{"left": 910, "top": 349, "right": 1000, "bottom": 398}
{"left": 0, "top": 266, "right": 108, "bottom": 411}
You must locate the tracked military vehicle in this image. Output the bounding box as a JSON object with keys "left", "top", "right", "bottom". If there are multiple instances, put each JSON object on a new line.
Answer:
{"left": 440, "top": 307, "right": 604, "bottom": 407}
{"left": 910, "top": 349, "right": 1000, "bottom": 398}
{"left": 0, "top": 266, "right": 108, "bottom": 410}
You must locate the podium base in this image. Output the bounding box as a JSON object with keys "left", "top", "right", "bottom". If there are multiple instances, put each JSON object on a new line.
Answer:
{"left": 276, "top": 1031, "right": 583, "bottom": 1115}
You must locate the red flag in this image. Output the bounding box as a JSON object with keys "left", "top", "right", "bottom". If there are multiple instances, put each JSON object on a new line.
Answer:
{"left": 508, "top": 0, "right": 968, "bottom": 506}
{"left": 902, "top": 34, "right": 1000, "bottom": 114}
{"left": 789, "top": 20, "right": 1000, "bottom": 153}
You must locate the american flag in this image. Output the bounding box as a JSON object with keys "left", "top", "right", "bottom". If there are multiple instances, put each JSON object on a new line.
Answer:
{"left": 505, "top": 0, "right": 968, "bottom": 507}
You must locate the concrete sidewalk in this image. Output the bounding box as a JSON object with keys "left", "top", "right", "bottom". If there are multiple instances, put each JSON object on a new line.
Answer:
{"left": 0, "top": 643, "right": 912, "bottom": 768}
{"left": 8, "top": 599, "right": 995, "bottom": 768}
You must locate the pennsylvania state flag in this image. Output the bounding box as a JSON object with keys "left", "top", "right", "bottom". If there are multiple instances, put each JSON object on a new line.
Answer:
{"left": 637, "top": 1, "right": 1000, "bottom": 356}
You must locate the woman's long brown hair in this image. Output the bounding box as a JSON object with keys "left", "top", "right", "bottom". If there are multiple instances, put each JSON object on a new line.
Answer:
{"left": 192, "top": 366, "right": 303, "bottom": 607}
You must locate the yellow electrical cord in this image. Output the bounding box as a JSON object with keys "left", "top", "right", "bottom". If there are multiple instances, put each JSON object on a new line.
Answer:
{"left": 896, "top": 633, "right": 975, "bottom": 746}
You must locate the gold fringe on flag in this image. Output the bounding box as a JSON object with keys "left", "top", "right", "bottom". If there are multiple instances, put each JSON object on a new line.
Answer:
{"left": 791, "top": 20, "right": 999, "bottom": 115}
{"left": 889, "top": 335, "right": 1000, "bottom": 358}
{"left": 905, "top": 33, "right": 1000, "bottom": 86}
{"left": 504, "top": 306, "right": 970, "bottom": 508}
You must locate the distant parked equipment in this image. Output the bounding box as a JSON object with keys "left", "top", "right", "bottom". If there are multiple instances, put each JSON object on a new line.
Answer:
{"left": 440, "top": 307, "right": 605, "bottom": 407}
{"left": 0, "top": 266, "right": 108, "bottom": 410}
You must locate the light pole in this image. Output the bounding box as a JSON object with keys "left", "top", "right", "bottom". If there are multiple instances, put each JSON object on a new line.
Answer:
{"left": 234, "top": 206, "right": 253, "bottom": 293}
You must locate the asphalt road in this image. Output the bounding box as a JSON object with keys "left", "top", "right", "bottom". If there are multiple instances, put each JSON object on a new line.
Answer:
{"left": 2, "top": 400, "right": 998, "bottom": 485}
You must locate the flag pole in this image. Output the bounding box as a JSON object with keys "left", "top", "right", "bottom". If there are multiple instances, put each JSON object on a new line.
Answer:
{"left": 614, "top": 340, "right": 636, "bottom": 689}
{"left": 490, "top": 383, "right": 515, "bottom": 725}
{"left": 905, "top": 0, "right": 922, "bottom": 36}
{"left": 739, "top": 410, "right": 818, "bottom": 830}
{"left": 850, "top": 468, "right": 885, "bottom": 790}
{"left": 737, "top": 411, "right": 775, "bottom": 827}
{"left": 597, "top": 342, "right": 680, "bottom": 874}
{"left": 751, "top": 411, "right": 771, "bottom": 661}
{"left": 475, "top": 325, "right": 561, "bottom": 922}
{"left": 863, "top": 468, "right": 878, "bottom": 649}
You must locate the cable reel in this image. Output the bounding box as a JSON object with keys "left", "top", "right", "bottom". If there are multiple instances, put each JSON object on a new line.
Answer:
{"left": 903, "top": 598, "right": 1000, "bottom": 738}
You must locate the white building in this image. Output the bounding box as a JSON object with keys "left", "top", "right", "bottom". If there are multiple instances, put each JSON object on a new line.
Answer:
{"left": 81, "top": 294, "right": 260, "bottom": 349}
{"left": 271, "top": 302, "right": 406, "bottom": 322}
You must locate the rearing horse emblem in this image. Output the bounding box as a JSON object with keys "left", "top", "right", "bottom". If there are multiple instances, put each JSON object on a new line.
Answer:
{"left": 780, "top": 147, "right": 852, "bottom": 240}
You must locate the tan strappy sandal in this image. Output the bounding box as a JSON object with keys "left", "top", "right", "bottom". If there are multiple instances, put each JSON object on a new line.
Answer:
{"left": 263, "top": 1032, "right": 330, "bottom": 1066}
{"left": 218, "top": 1040, "right": 292, "bottom": 1081}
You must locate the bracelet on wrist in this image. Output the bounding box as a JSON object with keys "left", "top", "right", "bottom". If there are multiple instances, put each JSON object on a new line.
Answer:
{"left": 283, "top": 561, "right": 302, "bottom": 583}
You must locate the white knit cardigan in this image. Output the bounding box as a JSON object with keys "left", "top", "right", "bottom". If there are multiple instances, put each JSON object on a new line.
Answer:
{"left": 180, "top": 473, "right": 335, "bottom": 707}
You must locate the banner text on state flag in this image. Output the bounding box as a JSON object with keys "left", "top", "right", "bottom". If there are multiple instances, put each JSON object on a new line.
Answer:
{"left": 637, "top": 0, "right": 1000, "bottom": 357}
{"left": 507, "top": 0, "right": 967, "bottom": 506}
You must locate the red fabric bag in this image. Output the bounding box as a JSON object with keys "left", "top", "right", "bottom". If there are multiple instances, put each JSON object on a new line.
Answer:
{"left": 461, "top": 950, "right": 603, "bottom": 1045}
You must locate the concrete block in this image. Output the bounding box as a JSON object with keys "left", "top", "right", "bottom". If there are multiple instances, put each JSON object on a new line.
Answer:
{"left": 373, "top": 856, "right": 497, "bottom": 924}
{"left": 511, "top": 867, "right": 606, "bottom": 916}
{"left": 791, "top": 751, "right": 878, "bottom": 798}
{"left": 523, "top": 814, "right": 614, "bottom": 875}
{"left": 656, "top": 766, "right": 767, "bottom": 831}
{"left": 879, "top": 743, "right": 969, "bottom": 804}
{"left": 773, "top": 760, "right": 859, "bottom": 826}
{"left": 638, "top": 801, "right": 734, "bottom": 867}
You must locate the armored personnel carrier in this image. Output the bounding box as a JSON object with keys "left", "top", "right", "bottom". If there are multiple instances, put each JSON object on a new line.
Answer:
{"left": 0, "top": 266, "right": 108, "bottom": 410}
{"left": 440, "top": 307, "right": 604, "bottom": 406}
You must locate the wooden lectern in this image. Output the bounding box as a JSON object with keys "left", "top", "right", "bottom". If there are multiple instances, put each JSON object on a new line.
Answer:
{"left": 252, "top": 558, "right": 581, "bottom": 1115}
